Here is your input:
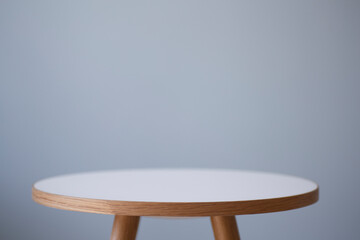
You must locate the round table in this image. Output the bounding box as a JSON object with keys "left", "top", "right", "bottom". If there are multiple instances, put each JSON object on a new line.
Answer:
{"left": 32, "top": 169, "right": 319, "bottom": 240}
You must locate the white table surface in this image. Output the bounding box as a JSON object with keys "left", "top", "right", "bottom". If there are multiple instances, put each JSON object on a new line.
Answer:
{"left": 34, "top": 169, "right": 317, "bottom": 203}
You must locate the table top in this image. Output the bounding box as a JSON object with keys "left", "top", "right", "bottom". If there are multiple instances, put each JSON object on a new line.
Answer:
{"left": 32, "top": 169, "right": 319, "bottom": 217}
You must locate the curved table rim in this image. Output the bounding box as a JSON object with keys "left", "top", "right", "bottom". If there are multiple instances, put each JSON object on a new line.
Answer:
{"left": 32, "top": 185, "right": 319, "bottom": 217}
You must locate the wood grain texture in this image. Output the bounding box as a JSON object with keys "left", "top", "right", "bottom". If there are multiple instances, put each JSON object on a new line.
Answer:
{"left": 32, "top": 186, "right": 318, "bottom": 217}
{"left": 211, "top": 216, "right": 240, "bottom": 240}
{"left": 110, "top": 215, "right": 140, "bottom": 240}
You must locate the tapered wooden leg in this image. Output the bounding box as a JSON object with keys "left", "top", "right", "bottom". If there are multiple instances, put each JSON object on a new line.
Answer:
{"left": 110, "top": 215, "right": 140, "bottom": 240}
{"left": 211, "top": 216, "right": 240, "bottom": 240}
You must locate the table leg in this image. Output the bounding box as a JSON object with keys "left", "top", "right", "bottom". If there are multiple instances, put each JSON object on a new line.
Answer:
{"left": 211, "top": 216, "right": 240, "bottom": 240}
{"left": 110, "top": 215, "right": 140, "bottom": 240}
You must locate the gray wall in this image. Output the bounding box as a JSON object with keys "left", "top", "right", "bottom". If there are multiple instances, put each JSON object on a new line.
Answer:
{"left": 1, "top": 0, "right": 359, "bottom": 239}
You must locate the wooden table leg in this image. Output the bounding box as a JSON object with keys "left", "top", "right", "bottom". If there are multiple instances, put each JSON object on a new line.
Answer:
{"left": 110, "top": 215, "right": 140, "bottom": 240}
{"left": 211, "top": 216, "right": 240, "bottom": 240}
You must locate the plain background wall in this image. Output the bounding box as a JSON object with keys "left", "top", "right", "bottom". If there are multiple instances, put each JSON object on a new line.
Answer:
{"left": 1, "top": 0, "right": 359, "bottom": 239}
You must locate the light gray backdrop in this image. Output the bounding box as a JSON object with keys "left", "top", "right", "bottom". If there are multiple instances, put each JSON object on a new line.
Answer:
{"left": 1, "top": 0, "right": 359, "bottom": 239}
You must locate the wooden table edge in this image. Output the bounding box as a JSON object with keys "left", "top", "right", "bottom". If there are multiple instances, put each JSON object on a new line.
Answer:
{"left": 32, "top": 185, "right": 319, "bottom": 217}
